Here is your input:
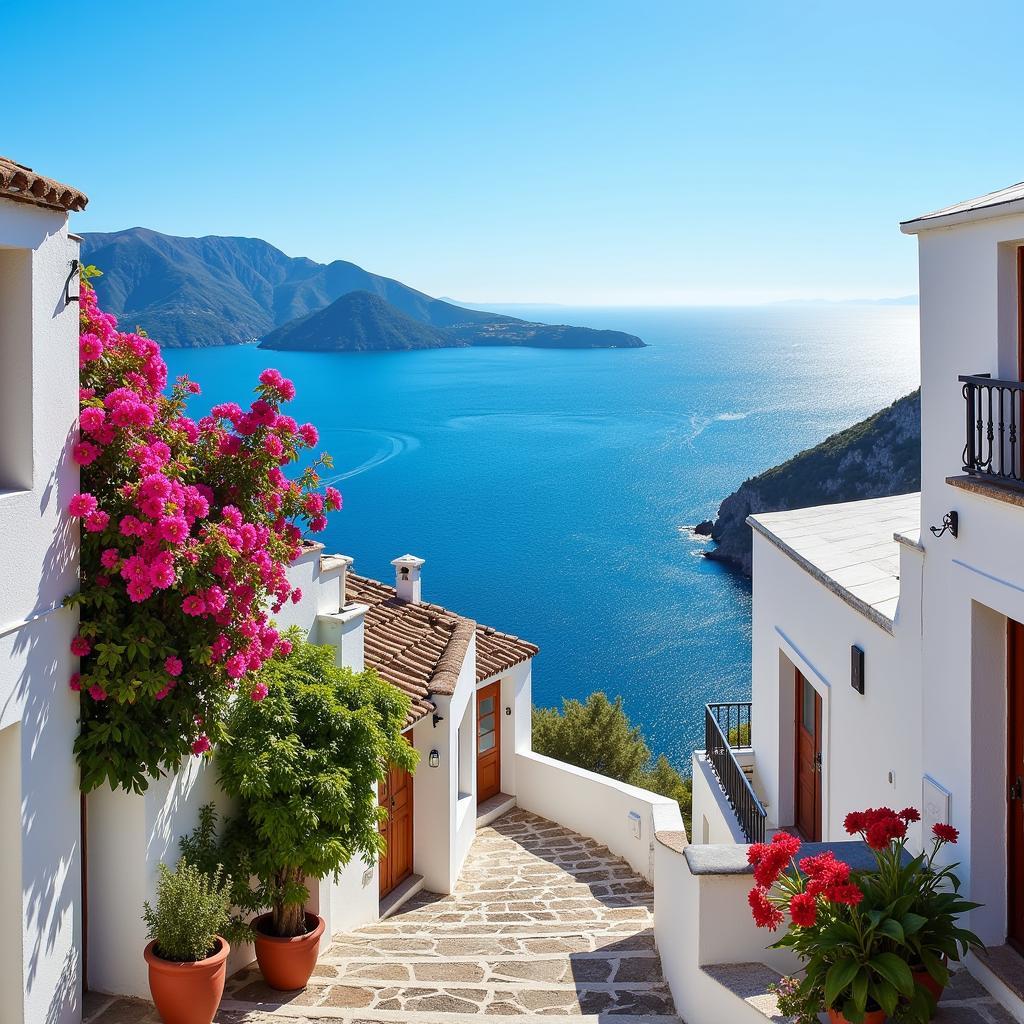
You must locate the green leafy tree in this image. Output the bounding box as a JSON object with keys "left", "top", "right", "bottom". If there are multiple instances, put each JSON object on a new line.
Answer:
{"left": 532, "top": 692, "right": 692, "bottom": 828}
{"left": 211, "top": 633, "right": 417, "bottom": 937}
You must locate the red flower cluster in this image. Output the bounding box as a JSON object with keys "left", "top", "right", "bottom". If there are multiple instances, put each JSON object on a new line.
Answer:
{"left": 748, "top": 885, "right": 784, "bottom": 930}
{"left": 843, "top": 806, "right": 911, "bottom": 850}
{"left": 799, "top": 849, "right": 861, "bottom": 904}
{"left": 747, "top": 831, "right": 801, "bottom": 888}
{"left": 932, "top": 822, "right": 959, "bottom": 844}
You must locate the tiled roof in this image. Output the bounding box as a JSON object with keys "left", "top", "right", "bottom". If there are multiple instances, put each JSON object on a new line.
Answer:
{"left": 0, "top": 157, "right": 88, "bottom": 213}
{"left": 345, "top": 572, "right": 538, "bottom": 726}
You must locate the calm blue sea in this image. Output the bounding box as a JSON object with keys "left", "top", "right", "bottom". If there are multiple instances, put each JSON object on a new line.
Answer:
{"left": 162, "top": 305, "right": 919, "bottom": 770}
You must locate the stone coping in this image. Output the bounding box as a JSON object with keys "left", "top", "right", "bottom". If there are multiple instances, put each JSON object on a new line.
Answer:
{"left": 684, "top": 839, "right": 889, "bottom": 876}
{"left": 947, "top": 474, "right": 1024, "bottom": 509}
{"left": 747, "top": 518, "right": 897, "bottom": 636}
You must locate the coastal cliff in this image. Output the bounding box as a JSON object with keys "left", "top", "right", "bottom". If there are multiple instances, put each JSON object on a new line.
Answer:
{"left": 704, "top": 389, "right": 920, "bottom": 575}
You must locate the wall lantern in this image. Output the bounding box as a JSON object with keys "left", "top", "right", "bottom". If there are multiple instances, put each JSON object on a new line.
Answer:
{"left": 929, "top": 510, "right": 958, "bottom": 540}
{"left": 432, "top": 710, "right": 445, "bottom": 728}
{"left": 429, "top": 749, "right": 440, "bottom": 768}
{"left": 851, "top": 644, "right": 865, "bottom": 695}
{"left": 64, "top": 258, "right": 80, "bottom": 306}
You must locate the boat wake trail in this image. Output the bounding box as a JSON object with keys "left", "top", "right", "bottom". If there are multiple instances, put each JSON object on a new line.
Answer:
{"left": 322, "top": 430, "right": 420, "bottom": 484}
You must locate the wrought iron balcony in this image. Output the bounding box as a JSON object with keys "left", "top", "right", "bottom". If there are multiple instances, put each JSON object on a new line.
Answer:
{"left": 961, "top": 374, "right": 1024, "bottom": 487}
{"left": 704, "top": 702, "right": 766, "bottom": 844}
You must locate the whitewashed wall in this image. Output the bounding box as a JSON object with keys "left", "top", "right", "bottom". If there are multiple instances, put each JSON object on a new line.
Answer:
{"left": 0, "top": 201, "right": 83, "bottom": 1024}
{"left": 747, "top": 533, "right": 922, "bottom": 841}
{"left": 906, "top": 208, "right": 1024, "bottom": 945}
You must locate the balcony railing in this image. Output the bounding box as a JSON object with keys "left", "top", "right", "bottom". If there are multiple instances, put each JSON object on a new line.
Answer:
{"left": 961, "top": 373, "right": 1024, "bottom": 486}
{"left": 705, "top": 702, "right": 766, "bottom": 844}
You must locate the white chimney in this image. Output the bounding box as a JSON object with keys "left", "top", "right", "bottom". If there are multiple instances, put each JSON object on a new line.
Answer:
{"left": 391, "top": 554, "right": 425, "bottom": 604}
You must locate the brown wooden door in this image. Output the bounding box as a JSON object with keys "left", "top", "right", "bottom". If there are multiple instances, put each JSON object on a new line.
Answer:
{"left": 1008, "top": 620, "right": 1024, "bottom": 950}
{"left": 477, "top": 682, "right": 502, "bottom": 805}
{"left": 795, "top": 670, "right": 822, "bottom": 841}
{"left": 378, "top": 761, "right": 414, "bottom": 898}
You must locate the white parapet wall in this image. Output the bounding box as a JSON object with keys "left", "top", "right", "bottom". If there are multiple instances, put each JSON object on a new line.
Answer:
{"left": 514, "top": 750, "right": 683, "bottom": 881}
{"left": 690, "top": 750, "right": 751, "bottom": 845}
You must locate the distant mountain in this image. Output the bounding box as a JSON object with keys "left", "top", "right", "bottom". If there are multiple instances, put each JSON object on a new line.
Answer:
{"left": 81, "top": 228, "right": 645, "bottom": 350}
{"left": 260, "top": 291, "right": 458, "bottom": 351}
{"left": 702, "top": 390, "right": 920, "bottom": 575}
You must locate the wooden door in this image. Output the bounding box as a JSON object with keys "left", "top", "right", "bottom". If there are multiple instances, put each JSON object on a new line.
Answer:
{"left": 476, "top": 682, "right": 502, "bottom": 805}
{"left": 1008, "top": 620, "right": 1024, "bottom": 950}
{"left": 794, "top": 670, "right": 822, "bottom": 841}
{"left": 378, "top": 762, "right": 414, "bottom": 899}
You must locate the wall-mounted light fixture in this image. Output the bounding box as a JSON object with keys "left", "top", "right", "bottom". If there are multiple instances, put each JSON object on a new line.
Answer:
{"left": 851, "top": 645, "right": 865, "bottom": 695}
{"left": 432, "top": 710, "right": 445, "bottom": 728}
{"left": 64, "top": 258, "right": 80, "bottom": 306}
{"left": 929, "top": 511, "right": 958, "bottom": 540}
{"left": 428, "top": 749, "right": 440, "bottom": 768}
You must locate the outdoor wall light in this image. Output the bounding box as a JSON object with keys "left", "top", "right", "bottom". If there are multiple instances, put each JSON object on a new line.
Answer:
{"left": 929, "top": 510, "right": 958, "bottom": 540}
{"left": 64, "top": 258, "right": 80, "bottom": 306}
{"left": 432, "top": 710, "right": 445, "bottom": 728}
{"left": 851, "top": 644, "right": 865, "bottom": 695}
{"left": 429, "top": 749, "right": 440, "bottom": 768}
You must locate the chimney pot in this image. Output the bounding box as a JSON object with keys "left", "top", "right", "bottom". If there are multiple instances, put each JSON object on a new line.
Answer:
{"left": 391, "top": 554, "right": 425, "bottom": 604}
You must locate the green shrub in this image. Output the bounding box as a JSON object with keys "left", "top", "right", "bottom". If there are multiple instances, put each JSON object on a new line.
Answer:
{"left": 142, "top": 860, "right": 232, "bottom": 962}
{"left": 532, "top": 692, "right": 692, "bottom": 832}
{"left": 213, "top": 633, "right": 417, "bottom": 937}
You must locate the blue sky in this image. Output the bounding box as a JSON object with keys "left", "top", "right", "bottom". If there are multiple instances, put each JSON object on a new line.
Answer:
{"left": 6, "top": 1, "right": 1024, "bottom": 304}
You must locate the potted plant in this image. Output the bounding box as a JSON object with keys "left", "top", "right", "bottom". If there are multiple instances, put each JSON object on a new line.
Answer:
{"left": 748, "top": 807, "right": 981, "bottom": 1024}
{"left": 843, "top": 811, "right": 982, "bottom": 1015}
{"left": 213, "top": 633, "right": 416, "bottom": 989}
{"left": 142, "top": 860, "right": 233, "bottom": 1024}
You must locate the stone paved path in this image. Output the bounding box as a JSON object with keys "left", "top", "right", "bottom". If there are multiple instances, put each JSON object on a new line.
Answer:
{"left": 86, "top": 808, "right": 681, "bottom": 1023}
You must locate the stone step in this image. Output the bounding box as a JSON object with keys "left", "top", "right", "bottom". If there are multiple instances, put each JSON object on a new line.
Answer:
{"left": 325, "top": 931, "right": 657, "bottom": 959}
{"left": 217, "top": 1006, "right": 680, "bottom": 1024}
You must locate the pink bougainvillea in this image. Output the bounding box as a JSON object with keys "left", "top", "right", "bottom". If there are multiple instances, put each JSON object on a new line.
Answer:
{"left": 68, "top": 279, "right": 339, "bottom": 793}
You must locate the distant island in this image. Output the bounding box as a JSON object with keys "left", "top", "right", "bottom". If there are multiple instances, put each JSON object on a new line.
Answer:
{"left": 699, "top": 389, "right": 920, "bottom": 575}
{"left": 81, "top": 228, "right": 646, "bottom": 351}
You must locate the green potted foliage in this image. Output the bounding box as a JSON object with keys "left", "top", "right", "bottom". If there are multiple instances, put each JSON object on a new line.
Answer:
{"left": 213, "top": 633, "right": 416, "bottom": 990}
{"left": 749, "top": 807, "right": 981, "bottom": 1024}
{"left": 142, "top": 860, "right": 233, "bottom": 1024}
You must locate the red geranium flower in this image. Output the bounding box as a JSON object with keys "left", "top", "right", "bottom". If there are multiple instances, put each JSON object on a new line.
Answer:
{"left": 748, "top": 886, "right": 784, "bottom": 930}
{"left": 789, "top": 892, "right": 817, "bottom": 927}
{"left": 825, "top": 882, "right": 864, "bottom": 906}
{"left": 898, "top": 807, "right": 921, "bottom": 823}
{"left": 932, "top": 822, "right": 959, "bottom": 844}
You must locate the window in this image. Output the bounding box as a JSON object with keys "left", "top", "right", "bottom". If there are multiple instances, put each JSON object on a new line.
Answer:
{"left": 0, "top": 247, "right": 32, "bottom": 492}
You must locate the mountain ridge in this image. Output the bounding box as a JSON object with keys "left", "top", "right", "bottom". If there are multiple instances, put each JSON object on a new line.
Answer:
{"left": 81, "top": 228, "right": 645, "bottom": 350}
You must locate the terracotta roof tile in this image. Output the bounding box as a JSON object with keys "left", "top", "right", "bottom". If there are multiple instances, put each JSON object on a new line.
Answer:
{"left": 0, "top": 157, "right": 88, "bottom": 213}
{"left": 345, "top": 573, "right": 538, "bottom": 726}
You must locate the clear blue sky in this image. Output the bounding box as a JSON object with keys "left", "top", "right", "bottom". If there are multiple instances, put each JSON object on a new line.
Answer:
{"left": 6, "top": 1, "right": 1024, "bottom": 304}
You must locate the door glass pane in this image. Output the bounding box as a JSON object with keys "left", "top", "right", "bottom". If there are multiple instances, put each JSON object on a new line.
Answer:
{"left": 802, "top": 678, "right": 816, "bottom": 737}
{"left": 479, "top": 733, "right": 495, "bottom": 752}
{"left": 478, "top": 714, "right": 494, "bottom": 736}
{"left": 479, "top": 696, "right": 495, "bottom": 716}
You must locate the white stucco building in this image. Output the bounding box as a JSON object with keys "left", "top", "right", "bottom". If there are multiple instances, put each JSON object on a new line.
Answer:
{"left": 684, "top": 180, "right": 1024, "bottom": 1021}
{"left": 0, "top": 157, "right": 88, "bottom": 1024}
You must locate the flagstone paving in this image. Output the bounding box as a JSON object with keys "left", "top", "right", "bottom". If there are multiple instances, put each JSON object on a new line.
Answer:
{"left": 86, "top": 808, "right": 681, "bottom": 1023}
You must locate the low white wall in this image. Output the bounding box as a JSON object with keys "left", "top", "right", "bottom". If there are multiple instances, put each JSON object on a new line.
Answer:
{"left": 690, "top": 751, "right": 750, "bottom": 845}
{"left": 654, "top": 840, "right": 800, "bottom": 1024}
{"left": 514, "top": 750, "right": 681, "bottom": 881}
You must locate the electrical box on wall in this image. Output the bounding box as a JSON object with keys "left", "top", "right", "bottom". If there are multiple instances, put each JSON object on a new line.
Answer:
{"left": 851, "top": 645, "right": 865, "bottom": 694}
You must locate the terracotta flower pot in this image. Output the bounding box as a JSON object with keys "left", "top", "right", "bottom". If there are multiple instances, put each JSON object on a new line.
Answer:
{"left": 253, "top": 911, "right": 325, "bottom": 990}
{"left": 144, "top": 937, "right": 229, "bottom": 1024}
{"left": 912, "top": 965, "right": 945, "bottom": 1013}
{"left": 827, "top": 1009, "right": 886, "bottom": 1024}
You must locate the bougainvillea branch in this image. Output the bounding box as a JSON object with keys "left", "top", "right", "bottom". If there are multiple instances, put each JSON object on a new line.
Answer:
{"left": 66, "top": 277, "right": 342, "bottom": 793}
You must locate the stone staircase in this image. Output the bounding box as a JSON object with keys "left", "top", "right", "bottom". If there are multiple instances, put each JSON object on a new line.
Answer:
{"left": 87, "top": 808, "right": 682, "bottom": 1023}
